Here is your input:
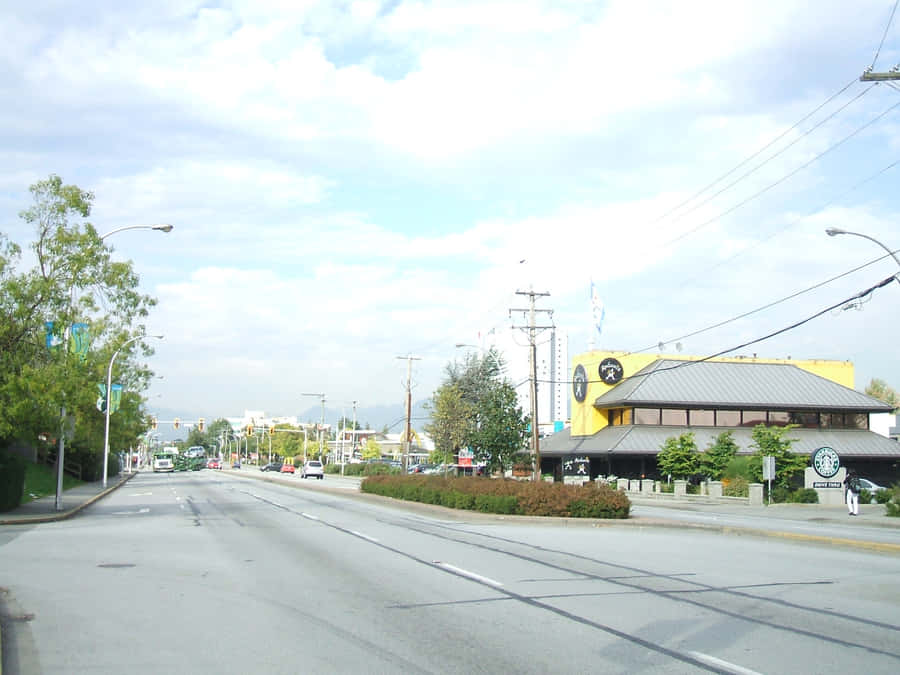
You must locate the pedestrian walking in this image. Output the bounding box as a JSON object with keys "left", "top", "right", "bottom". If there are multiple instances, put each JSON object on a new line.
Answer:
{"left": 844, "top": 469, "right": 860, "bottom": 516}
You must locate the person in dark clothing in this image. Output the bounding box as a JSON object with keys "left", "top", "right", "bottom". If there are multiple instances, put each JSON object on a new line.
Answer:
{"left": 844, "top": 469, "right": 860, "bottom": 516}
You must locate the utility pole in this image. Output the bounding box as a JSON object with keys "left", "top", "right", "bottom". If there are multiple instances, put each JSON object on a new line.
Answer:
{"left": 396, "top": 355, "right": 421, "bottom": 471}
{"left": 510, "top": 287, "right": 553, "bottom": 481}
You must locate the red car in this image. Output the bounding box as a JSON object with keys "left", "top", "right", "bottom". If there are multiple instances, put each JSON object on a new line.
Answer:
{"left": 206, "top": 458, "right": 221, "bottom": 469}
{"left": 280, "top": 463, "right": 295, "bottom": 474}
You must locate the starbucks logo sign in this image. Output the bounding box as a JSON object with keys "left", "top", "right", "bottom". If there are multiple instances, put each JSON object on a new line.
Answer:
{"left": 811, "top": 446, "right": 840, "bottom": 478}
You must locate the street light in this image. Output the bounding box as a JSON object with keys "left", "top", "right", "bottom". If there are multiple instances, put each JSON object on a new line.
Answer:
{"left": 100, "top": 224, "right": 174, "bottom": 240}
{"left": 55, "top": 223, "right": 173, "bottom": 510}
{"left": 825, "top": 228, "right": 900, "bottom": 282}
{"left": 301, "top": 393, "right": 327, "bottom": 462}
{"left": 102, "top": 334, "right": 164, "bottom": 488}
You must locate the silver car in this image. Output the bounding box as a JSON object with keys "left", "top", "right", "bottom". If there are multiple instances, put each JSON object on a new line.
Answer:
{"left": 301, "top": 460, "right": 324, "bottom": 479}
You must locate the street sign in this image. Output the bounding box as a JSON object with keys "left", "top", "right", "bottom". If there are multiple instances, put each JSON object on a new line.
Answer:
{"left": 762, "top": 456, "right": 775, "bottom": 481}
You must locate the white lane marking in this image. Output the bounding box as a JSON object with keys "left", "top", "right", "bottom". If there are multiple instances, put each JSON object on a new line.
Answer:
{"left": 175, "top": 496, "right": 181, "bottom": 501}
{"left": 302, "top": 513, "right": 319, "bottom": 521}
{"left": 111, "top": 508, "right": 150, "bottom": 515}
{"left": 433, "top": 562, "right": 503, "bottom": 587}
{"left": 350, "top": 530, "right": 379, "bottom": 543}
{"left": 688, "top": 652, "right": 764, "bottom": 675}
{"left": 128, "top": 492, "right": 152, "bottom": 497}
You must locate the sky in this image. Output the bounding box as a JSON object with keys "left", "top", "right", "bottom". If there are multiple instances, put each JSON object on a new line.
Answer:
{"left": 2, "top": 0, "right": 899, "bottom": 428}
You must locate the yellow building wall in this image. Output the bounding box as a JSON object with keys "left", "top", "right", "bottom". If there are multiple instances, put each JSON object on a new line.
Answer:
{"left": 569, "top": 350, "right": 856, "bottom": 437}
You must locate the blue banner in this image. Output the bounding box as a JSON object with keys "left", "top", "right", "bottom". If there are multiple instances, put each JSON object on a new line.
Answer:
{"left": 69, "top": 323, "right": 90, "bottom": 362}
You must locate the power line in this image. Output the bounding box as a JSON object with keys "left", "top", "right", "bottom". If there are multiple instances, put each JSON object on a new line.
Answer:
{"left": 660, "top": 81, "right": 869, "bottom": 228}
{"left": 678, "top": 156, "right": 900, "bottom": 286}
{"left": 628, "top": 248, "right": 900, "bottom": 356}
{"left": 663, "top": 95, "right": 900, "bottom": 248}
{"left": 871, "top": 0, "right": 899, "bottom": 69}
{"left": 555, "top": 274, "right": 897, "bottom": 389}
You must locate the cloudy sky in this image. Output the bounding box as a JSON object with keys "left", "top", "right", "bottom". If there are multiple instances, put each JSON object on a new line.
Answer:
{"left": 2, "top": 0, "right": 899, "bottom": 424}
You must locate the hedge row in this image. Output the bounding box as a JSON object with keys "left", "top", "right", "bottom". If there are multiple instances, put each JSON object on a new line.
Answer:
{"left": 361, "top": 475, "right": 631, "bottom": 519}
{"left": 0, "top": 451, "right": 26, "bottom": 512}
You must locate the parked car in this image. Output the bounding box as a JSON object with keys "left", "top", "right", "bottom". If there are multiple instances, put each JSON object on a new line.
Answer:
{"left": 261, "top": 462, "right": 283, "bottom": 472}
{"left": 408, "top": 463, "right": 435, "bottom": 474}
{"left": 301, "top": 460, "right": 324, "bottom": 479}
{"left": 280, "top": 463, "right": 295, "bottom": 474}
{"left": 858, "top": 478, "right": 886, "bottom": 496}
{"left": 206, "top": 458, "right": 221, "bottom": 469}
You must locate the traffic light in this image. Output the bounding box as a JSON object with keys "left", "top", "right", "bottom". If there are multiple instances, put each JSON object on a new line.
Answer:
{"left": 198, "top": 418, "right": 205, "bottom": 432}
{"left": 173, "top": 417, "right": 180, "bottom": 430}
{"left": 151, "top": 417, "right": 158, "bottom": 430}
{"left": 247, "top": 424, "right": 254, "bottom": 435}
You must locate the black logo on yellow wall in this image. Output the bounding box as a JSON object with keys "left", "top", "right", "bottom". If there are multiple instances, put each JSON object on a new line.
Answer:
{"left": 599, "top": 358, "right": 624, "bottom": 385}
{"left": 573, "top": 364, "right": 587, "bottom": 402}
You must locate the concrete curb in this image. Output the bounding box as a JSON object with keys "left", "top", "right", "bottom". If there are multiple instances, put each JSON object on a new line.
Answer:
{"left": 0, "top": 472, "right": 137, "bottom": 526}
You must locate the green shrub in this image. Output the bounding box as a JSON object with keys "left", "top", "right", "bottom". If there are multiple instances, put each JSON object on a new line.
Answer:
{"left": 360, "top": 474, "right": 629, "bottom": 518}
{"left": 723, "top": 476, "right": 749, "bottom": 497}
{"left": 0, "top": 451, "right": 26, "bottom": 512}
{"left": 874, "top": 489, "right": 892, "bottom": 505}
{"left": 789, "top": 488, "right": 819, "bottom": 504}
{"left": 885, "top": 484, "right": 900, "bottom": 517}
{"left": 723, "top": 455, "right": 753, "bottom": 481}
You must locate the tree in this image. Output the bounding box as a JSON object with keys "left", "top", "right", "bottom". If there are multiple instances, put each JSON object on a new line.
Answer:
{"left": 865, "top": 378, "right": 898, "bottom": 412}
{"left": 424, "top": 383, "right": 472, "bottom": 463}
{"left": 700, "top": 431, "right": 739, "bottom": 480}
{"left": 748, "top": 424, "right": 806, "bottom": 489}
{"left": 657, "top": 433, "right": 700, "bottom": 480}
{"left": 0, "top": 175, "right": 157, "bottom": 470}
{"left": 467, "top": 381, "right": 529, "bottom": 474}
{"left": 362, "top": 437, "right": 381, "bottom": 460}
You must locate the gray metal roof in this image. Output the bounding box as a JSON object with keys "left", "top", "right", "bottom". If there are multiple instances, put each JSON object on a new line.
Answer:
{"left": 541, "top": 425, "right": 900, "bottom": 459}
{"left": 592, "top": 359, "right": 891, "bottom": 412}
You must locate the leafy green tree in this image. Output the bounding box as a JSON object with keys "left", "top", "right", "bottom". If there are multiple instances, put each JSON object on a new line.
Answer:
{"left": 749, "top": 424, "right": 806, "bottom": 489}
{"left": 0, "top": 175, "right": 157, "bottom": 468}
{"left": 468, "top": 382, "right": 529, "bottom": 474}
{"left": 362, "top": 436, "right": 381, "bottom": 460}
{"left": 425, "top": 383, "right": 473, "bottom": 463}
{"left": 657, "top": 433, "right": 700, "bottom": 480}
{"left": 700, "top": 431, "right": 739, "bottom": 480}
{"left": 865, "top": 378, "right": 898, "bottom": 411}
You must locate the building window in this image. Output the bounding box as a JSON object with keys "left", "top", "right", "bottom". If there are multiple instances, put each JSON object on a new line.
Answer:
{"left": 768, "top": 411, "right": 791, "bottom": 426}
{"left": 608, "top": 409, "right": 622, "bottom": 426}
{"left": 849, "top": 413, "right": 868, "bottom": 430}
{"left": 689, "top": 409, "right": 715, "bottom": 426}
{"left": 716, "top": 410, "right": 740, "bottom": 427}
{"left": 634, "top": 408, "right": 661, "bottom": 425}
{"left": 742, "top": 410, "right": 767, "bottom": 427}
{"left": 789, "top": 411, "right": 819, "bottom": 428}
{"left": 623, "top": 408, "right": 632, "bottom": 425}
{"left": 661, "top": 409, "right": 688, "bottom": 426}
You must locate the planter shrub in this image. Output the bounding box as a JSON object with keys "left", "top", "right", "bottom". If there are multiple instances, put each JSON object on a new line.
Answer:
{"left": 361, "top": 474, "right": 630, "bottom": 518}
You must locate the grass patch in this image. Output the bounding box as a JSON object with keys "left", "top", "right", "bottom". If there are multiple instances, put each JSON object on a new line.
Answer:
{"left": 23, "top": 462, "right": 82, "bottom": 503}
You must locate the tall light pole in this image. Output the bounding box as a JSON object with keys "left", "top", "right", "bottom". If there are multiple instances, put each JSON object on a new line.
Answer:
{"left": 302, "top": 393, "right": 326, "bottom": 461}
{"left": 826, "top": 228, "right": 900, "bottom": 282}
{"left": 55, "top": 223, "right": 173, "bottom": 510}
{"left": 103, "top": 334, "right": 164, "bottom": 488}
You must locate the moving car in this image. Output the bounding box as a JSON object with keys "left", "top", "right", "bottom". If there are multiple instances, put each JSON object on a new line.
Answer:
{"left": 206, "top": 458, "right": 221, "bottom": 469}
{"left": 280, "top": 463, "right": 295, "bottom": 474}
{"left": 858, "top": 478, "right": 886, "bottom": 496}
{"left": 261, "top": 462, "right": 283, "bottom": 472}
{"left": 301, "top": 460, "right": 324, "bottom": 479}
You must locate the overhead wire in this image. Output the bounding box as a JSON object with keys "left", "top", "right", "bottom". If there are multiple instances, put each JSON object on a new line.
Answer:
{"left": 662, "top": 83, "right": 873, "bottom": 228}
{"left": 648, "top": 78, "right": 859, "bottom": 226}
{"left": 547, "top": 274, "right": 898, "bottom": 388}
{"left": 870, "top": 0, "right": 899, "bottom": 69}
{"left": 626, "top": 248, "right": 900, "bottom": 357}
{"left": 678, "top": 156, "right": 900, "bottom": 287}
{"left": 662, "top": 94, "right": 900, "bottom": 248}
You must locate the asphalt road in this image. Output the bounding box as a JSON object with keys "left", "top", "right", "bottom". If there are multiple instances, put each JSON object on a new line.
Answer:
{"left": 1, "top": 470, "right": 899, "bottom": 674}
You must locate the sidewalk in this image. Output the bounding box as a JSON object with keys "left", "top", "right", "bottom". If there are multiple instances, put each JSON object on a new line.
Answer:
{"left": 0, "top": 472, "right": 136, "bottom": 525}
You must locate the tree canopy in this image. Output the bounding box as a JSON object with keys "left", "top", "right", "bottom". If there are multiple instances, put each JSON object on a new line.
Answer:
{"left": 0, "top": 175, "right": 158, "bottom": 472}
{"left": 425, "top": 349, "right": 529, "bottom": 473}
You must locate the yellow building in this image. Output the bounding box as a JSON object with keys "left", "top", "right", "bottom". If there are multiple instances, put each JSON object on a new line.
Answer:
{"left": 542, "top": 350, "right": 897, "bottom": 481}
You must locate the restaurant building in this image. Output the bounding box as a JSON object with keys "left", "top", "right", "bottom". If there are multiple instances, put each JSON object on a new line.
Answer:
{"left": 541, "top": 350, "right": 899, "bottom": 483}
